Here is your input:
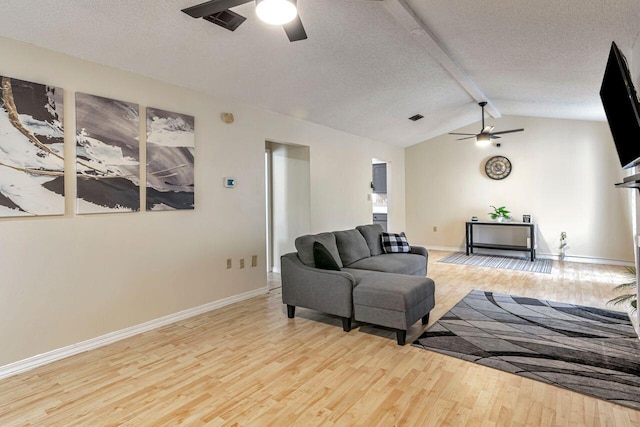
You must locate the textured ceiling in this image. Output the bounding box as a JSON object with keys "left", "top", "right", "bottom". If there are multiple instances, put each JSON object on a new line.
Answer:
{"left": 0, "top": 0, "right": 639, "bottom": 147}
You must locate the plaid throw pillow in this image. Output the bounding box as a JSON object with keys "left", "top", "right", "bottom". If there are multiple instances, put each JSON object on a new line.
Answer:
{"left": 381, "top": 232, "right": 411, "bottom": 253}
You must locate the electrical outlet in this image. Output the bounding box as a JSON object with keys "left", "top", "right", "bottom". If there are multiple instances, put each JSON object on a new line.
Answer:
{"left": 226, "top": 259, "right": 232, "bottom": 269}
{"left": 433, "top": 226, "right": 438, "bottom": 232}
{"left": 251, "top": 255, "right": 257, "bottom": 267}
{"left": 240, "top": 258, "right": 245, "bottom": 269}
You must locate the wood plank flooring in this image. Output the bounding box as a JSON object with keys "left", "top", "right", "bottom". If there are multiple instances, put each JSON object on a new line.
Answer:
{"left": 1, "top": 251, "right": 639, "bottom": 426}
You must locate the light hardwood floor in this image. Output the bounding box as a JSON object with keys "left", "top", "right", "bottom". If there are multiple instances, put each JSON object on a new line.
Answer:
{"left": 1, "top": 251, "right": 639, "bottom": 426}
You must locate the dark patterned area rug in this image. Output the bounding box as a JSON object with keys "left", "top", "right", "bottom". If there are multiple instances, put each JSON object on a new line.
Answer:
{"left": 412, "top": 290, "right": 640, "bottom": 410}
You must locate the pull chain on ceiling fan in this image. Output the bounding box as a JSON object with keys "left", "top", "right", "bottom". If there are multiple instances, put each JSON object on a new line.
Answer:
{"left": 449, "top": 102, "right": 524, "bottom": 146}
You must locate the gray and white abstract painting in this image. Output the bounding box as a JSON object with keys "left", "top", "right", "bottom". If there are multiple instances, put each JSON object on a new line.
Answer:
{"left": 75, "top": 93, "right": 140, "bottom": 214}
{"left": 146, "top": 107, "right": 194, "bottom": 211}
{"left": 0, "top": 76, "right": 65, "bottom": 217}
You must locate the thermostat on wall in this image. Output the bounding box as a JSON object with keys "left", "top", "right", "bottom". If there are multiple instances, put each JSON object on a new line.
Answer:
{"left": 223, "top": 177, "right": 236, "bottom": 188}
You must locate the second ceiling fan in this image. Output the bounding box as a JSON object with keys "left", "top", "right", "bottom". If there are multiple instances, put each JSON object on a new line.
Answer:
{"left": 449, "top": 102, "right": 524, "bottom": 145}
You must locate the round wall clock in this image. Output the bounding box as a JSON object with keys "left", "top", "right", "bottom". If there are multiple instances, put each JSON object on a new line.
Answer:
{"left": 485, "top": 156, "right": 512, "bottom": 180}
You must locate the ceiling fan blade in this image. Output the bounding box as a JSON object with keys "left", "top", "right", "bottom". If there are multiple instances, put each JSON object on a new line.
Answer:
{"left": 456, "top": 136, "right": 477, "bottom": 141}
{"left": 283, "top": 14, "right": 307, "bottom": 42}
{"left": 491, "top": 135, "right": 501, "bottom": 139}
{"left": 448, "top": 132, "right": 476, "bottom": 136}
{"left": 182, "top": 0, "right": 250, "bottom": 18}
{"left": 490, "top": 128, "right": 524, "bottom": 136}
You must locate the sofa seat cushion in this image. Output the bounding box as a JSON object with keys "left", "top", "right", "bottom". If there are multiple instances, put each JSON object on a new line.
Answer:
{"left": 334, "top": 229, "right": 371, "bottom": 266}
{"left": 346, "top": 253, "right": 426, "bottom": 276}
{"left": 295, "top": 232, "right": 343, "bottom": 268}
{"left": 348, "top": 269, "right": 435, "bottom": 312}
{"left": 350, "top": 269, "right": 436, "bottom": 332}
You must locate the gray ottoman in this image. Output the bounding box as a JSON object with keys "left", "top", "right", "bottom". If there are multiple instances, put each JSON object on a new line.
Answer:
{"left": 349, "top": 270, "right": 436, "bottom": 345}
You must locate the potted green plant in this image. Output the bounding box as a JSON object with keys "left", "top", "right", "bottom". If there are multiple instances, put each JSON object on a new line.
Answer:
{"left": 608, "top": 267, "right": 638, "bottom": 313}
{"left": 489, "top": 205, "right": 511, "bottom": 222}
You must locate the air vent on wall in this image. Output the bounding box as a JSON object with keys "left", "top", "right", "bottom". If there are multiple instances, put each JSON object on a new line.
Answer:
{"left": 409, "top": 114, "right": 424, "bottom": 121}
{"left": 203, "top": 10, "right": 247, "bottom": 31}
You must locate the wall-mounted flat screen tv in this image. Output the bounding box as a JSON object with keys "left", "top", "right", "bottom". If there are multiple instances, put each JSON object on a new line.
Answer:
{"left": 600, "top": 41, "right": 640, "bottom": 169}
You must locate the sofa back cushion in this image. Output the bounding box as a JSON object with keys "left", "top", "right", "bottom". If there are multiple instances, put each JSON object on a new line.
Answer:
{"left": 356, "top": 224, "right": 385, "bottom": 256}
{"left": 334, "top": 229, "right": 371, "bottom": 266}
{"left": 295, "top": 232, "right": 343, "bottom": 268}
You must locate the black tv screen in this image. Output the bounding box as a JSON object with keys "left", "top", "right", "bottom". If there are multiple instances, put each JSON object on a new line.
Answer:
{"left": 600, "top": 41, "right": 640, "bottom": 169}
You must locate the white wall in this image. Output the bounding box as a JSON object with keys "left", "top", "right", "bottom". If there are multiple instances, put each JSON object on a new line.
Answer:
{"left": 0, "top": 36, "right": 406, "bottom": 367}
{"left": 268, "top": 142, "right": 310, "bottom": 272}
{"left": 405, "top": 115, "right": 634, "bottom": 263}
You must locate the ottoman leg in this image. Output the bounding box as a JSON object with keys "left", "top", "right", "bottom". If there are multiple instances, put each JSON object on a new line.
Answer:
{"left": 287, "top": 305, "right": 295, "bottom": 318}
{"left": 396, "top": 330, "right": 406, "bottom": 346}
{"left": 422, "top": 312, "right": 430, "bottom": 325}
{"left": 342, "top": 317, "right": 352, "bottom": 332}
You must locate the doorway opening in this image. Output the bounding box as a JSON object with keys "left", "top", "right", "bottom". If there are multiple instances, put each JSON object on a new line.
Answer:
{"left": 265, "top": 141, "right": 311, "bottom": 282}
{"left": 372, "top": 158, "right": 389, "bottom": 231}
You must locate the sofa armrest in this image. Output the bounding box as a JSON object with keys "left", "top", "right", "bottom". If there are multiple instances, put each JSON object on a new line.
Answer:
{"left": 410, "top": 245, "right": 428, "bottom": 258}
{"left": 410, "top": 246, "right": 429, "bottom": 275}
{"left": 281, "top": 253, "right": 356, "bottom": 318}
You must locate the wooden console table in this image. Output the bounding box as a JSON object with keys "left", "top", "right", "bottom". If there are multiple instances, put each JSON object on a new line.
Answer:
{"left": 465, "top": 221, "right": 536, "bottom": 261}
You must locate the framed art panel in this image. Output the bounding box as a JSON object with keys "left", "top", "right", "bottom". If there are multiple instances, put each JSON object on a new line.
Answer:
{"left": 146, "top": 107, "right": 194, "bottom": 211}
{"left": 75, "top": 93, "right": 140, "bottom": 214}
{"left": 0, "top": 76, "right": 65, "bottom": 217}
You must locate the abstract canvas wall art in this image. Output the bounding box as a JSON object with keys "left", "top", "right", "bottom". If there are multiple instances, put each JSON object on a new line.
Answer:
{"left": 75, "top": 93, "right": 140, "bottom": 214}
{"left": 146, "top": 107, "right": 194, "bottom": 211}
{"left": 0, "top": 76, "right": 65, "bottom": 217}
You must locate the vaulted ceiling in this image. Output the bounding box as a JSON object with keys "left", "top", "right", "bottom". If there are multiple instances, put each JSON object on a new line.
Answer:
{"left": 1, "top": 0, "right": 639, "bottom": 147}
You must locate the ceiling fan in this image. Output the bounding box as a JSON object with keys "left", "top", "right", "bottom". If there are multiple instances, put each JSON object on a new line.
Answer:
{"left": 449, "top": 102, "right": 524, "bottom": 145}
{"left": 182, "top": 0, "right": 382, "bottom": 42}
{"left": 183, "top": 0, "right": 307, "bottom": 42}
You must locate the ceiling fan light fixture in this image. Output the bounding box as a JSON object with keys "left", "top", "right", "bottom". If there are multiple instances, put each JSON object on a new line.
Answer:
{"left": 255, "top": 0, "right": 297, "bottom": 25}
{"left": 476, "top": 133, "right": 491, "bottom": 146}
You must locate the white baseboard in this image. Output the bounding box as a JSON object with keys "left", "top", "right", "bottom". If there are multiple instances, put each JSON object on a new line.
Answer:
{"left": 425, "top": 246, "right": 634, "bottom": 267}
{"left": 0, "top": 287, "right": 268, "bottom": 380}
{"left": 425, "top": 245, "right": 463, "bottom": 252}
{"left": 554, "top": 254, "right": 634, "bottom": 267}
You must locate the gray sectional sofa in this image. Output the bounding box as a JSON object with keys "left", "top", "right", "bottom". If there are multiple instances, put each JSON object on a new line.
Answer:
{"left": 281, "top": 224, "right": 435, "bottom": 345}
